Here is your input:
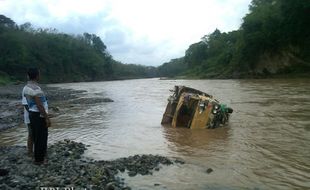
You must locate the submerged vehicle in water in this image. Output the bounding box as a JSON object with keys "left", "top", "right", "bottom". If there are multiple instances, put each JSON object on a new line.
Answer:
{"left": 161, "top": 86, "right": 233, "bottom": 129}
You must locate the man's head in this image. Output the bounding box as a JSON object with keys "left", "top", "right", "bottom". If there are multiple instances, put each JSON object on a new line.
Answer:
{"left": 27, "top": 68, "right": 40, "bottom": 81}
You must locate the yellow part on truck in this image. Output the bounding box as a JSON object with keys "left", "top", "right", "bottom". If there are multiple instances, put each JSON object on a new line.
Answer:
{"left": 162, "top": 86, "right": 233, "bottom": 129}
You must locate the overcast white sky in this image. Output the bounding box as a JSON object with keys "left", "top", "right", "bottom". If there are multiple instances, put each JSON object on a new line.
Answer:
{"left": 0, "top": 0, "right": 252, "bottom": 66}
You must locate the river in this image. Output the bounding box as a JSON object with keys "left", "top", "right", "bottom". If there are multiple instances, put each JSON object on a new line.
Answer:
{"left": 1, "top": 78, "right": 309, "bottom": 190}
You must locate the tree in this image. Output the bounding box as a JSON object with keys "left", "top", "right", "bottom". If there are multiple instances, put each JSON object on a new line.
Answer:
{"left": 0, "top": 15, "right": 16, "bottom": 28}
{"left": 0, "top": 15, "right": 156, "bottom": 83}
{"left": 19, "top": 22, "right": 34, "bottom": 32}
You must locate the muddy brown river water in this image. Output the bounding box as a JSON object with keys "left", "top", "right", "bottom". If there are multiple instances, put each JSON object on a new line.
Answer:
{"left": 1, "top": 78, "right": 309, "bottom": 189}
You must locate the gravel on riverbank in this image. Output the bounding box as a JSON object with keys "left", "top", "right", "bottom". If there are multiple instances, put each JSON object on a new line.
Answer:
{"left": 0, "top": 139, "right": 184, "bottom": 190}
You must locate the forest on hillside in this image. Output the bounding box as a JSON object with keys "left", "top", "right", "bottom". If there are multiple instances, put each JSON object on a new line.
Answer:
{"left": 1, "top": 0, "right": 309, "bottom": 84}
{"left": 158, "top": 0, "right": 310, "bottom": 78}
{"left": 0, "top": 15, "right": 157, "bottom": 84}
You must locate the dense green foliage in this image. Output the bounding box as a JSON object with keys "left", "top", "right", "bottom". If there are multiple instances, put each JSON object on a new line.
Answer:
{"left": 1, "top": 0, "right": 309, "bottom": 84}
{"left": 158, "top": 0, "right": 310, "bottom": 78}
{"left": 112, "top": 62, "right": 157, "bottom": 79}
{"left": 0, "top": 15, "right": 155, "bottom": 83}
{"left": 157, "top": 58, "right": 187, "bottom": 77}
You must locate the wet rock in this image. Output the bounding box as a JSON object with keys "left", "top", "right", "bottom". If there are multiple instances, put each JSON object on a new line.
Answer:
{"left": 0, "top": 140, "right": 181, "bottom": 189}
{"left": 64, "top": 151, "right": 70, "bottom": 157}
{"left": 122, "top": 187, "right": 131, "bottom": 190}
{"left": 174, "top": 158, "right": 185, "bottom": 164}
{"left": 50, "top": 106, "right": 60, "bottom": 112}
{"left": 206, "top": 168, "right": 213, "bottom": 174}
{"left": 69, "top": 97, "right": 114, "bottom": 105}
{"left": 0, "top": 183, "right": 11, "bottom": 190}
{"left": 128, "top": 171, "right": 137, "bottom": 177}
{"left": 106, "top": 182, "right": 116, "bottom": 190}
{"left": 0, "top": 169, "right": 9, "bottom": 176}
{"left": 118, "top": 166, "right": 125, "bottom": 172}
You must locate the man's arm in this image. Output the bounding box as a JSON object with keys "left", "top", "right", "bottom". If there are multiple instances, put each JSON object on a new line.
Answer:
{"left": 34, "top": 96, "right": 51, "bottom": 127}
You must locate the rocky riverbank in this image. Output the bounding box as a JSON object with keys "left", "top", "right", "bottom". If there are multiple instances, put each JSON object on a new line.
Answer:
{"left": 0, "top": 139, "right": 184, "bottom": 190}
{"left": 0, "top": 84, "right": 113, "bottom": 131}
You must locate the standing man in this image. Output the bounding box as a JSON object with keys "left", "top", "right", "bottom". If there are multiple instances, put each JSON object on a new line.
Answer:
{"left": 22, "top": 85, "right": 32, "bottom": 156}
{"left": 24, "top": 68, "right": 51, "bottom": 165}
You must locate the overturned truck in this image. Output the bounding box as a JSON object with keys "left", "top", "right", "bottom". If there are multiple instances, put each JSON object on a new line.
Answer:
{"left": 161, "top": 86, "right": 233, "bottom": 129}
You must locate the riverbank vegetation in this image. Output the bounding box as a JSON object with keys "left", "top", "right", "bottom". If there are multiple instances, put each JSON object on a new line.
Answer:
{"left": 1, "top": 0, "right": 309, "bottom": 84}
{"left": 0, "top": 71, "right": 11, "bottom": 85}
{"left": 0, "top": 15, "right": 157, "bottom": 84}
{"left": 158, "top": 0, "right": 310, "bottom": 78}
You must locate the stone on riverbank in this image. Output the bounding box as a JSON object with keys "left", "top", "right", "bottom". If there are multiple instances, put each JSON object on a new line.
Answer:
{"left": 0, "top": 139, "right": 184, "bottom": 190}
{"left": 69, "top": 97, "right": 114, "bottom": 105}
